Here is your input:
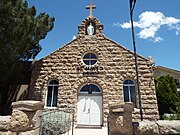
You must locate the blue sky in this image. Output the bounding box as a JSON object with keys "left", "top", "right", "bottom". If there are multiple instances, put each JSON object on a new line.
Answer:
{"left": 26, "top": 0, "right": 180, "bottom": 70}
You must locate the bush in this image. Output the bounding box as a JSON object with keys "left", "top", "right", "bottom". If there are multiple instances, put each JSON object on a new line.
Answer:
{"left": 162, "top": 101, "right": 180, "bottom": 120}
{"left": 154, "top": 75, "right": 180, "bottom": 117}
{"left": 162, "top": 113, "right": 180, "bottom": 120}
{"left": 41, "top": 111, "right": 72, "bottom": 134}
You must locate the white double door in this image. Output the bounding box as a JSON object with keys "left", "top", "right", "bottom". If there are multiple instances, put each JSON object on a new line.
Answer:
{"left": 77, "top": 95, "right": 102, "bottom": 126}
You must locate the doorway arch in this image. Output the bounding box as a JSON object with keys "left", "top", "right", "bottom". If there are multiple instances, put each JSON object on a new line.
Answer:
{"left": 77, "top": 83, "right": 102, "bottom": 126}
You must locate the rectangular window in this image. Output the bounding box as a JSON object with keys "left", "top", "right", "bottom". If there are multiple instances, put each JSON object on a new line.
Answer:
{"left": 123, "top": 80, "right": 136, "bottom": 108}
{"left": 123, "top": 86, "right": 129, "bottom": 102}
{"left": 52, "top": 86, "right": 58, "bottom": 107}
{"left": 46, "top": 80, "right": 59, "bottom": 108}
{"left": 47, "top": 86, "right": 53, "bottom": 107}
{"left": 130, "top": 86, "right": 136, "bottom": 107}
{"left": 174, "top": 78, "right": 179, "bottom": 83}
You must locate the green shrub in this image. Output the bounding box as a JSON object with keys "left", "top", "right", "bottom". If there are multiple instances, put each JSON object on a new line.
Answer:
{"left": 162, "top": 113, "right": 180, "bottom": 120}
{"left": 154, "top": 75, "right": 180, "bottom": 118}
{"left": 41, "top": 111, "right": 72, "bottom": 134}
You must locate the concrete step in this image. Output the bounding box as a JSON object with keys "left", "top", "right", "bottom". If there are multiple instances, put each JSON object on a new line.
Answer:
{"left": 66, "top": 127, "right": 108, "bottom": 135}
{"left": 73, "top": 127, "right": 108, "bottom": 135}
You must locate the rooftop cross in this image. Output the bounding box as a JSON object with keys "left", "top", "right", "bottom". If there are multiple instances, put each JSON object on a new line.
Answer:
{"left": 86, "top": 2, "right": 96, "bottom": 17}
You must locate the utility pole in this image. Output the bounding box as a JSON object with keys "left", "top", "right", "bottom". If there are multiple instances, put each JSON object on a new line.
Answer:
{"left": 129, "top": 0, "right": 143, "bottom": 121}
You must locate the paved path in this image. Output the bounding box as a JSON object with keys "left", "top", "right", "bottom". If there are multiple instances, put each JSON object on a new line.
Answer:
{"left": 66, "top": 127, "right": 108, "bottom": 135}
{"left": 73, "top": 127, "right": 107, "bottom": 135}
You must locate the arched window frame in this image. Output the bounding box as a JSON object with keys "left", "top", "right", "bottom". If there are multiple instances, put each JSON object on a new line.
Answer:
{"left": 79, "top": 83, "right": 101, "bottom": 95}
{"left": 123, "top": 79, "right": 137, "bottom": 107}
{"left": 45, "top": 80, "right": 59, "bottom": 108}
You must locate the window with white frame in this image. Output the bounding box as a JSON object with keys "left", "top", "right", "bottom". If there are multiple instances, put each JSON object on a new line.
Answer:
{"left": 80, "top": 83, "right": 101, "bottom": 94}
{"left": 46, "top": 80, "right": 58, "bottom": 107}
{"left": 83, "top": 53, "right": 97, "bottom": 66}
{"left": 123, "top": 80, "right": 136, "bottom": 107}
{"left": 174, "top": 78, "right": 180, "bottom": 83}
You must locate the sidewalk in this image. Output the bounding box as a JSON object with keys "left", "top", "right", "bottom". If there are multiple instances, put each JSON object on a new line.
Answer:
{"left": 67, "top": 126, "right": 108, "bottom": 135}
{"left": 74, "top": 127, "right": 107, "bottom": 135}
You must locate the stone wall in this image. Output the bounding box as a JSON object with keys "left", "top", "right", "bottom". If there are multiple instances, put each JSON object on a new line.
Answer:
{"left": 109, "top": 102, "right": 134, "bottom": 135}
{"left": 28, "top": 16, "right": 159, "bottom": 125}
{"left": 0, "top": 100, "right": 43, "bottom": 135}
{"left": 109, "top": 103, "right": 180, "bottom": 135}
{"left": 137, "top": 120, "right": 180, "bottom": 135}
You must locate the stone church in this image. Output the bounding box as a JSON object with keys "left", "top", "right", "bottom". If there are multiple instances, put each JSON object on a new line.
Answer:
{"left": 29, "top": 3, "right": 159, "bottom": 126}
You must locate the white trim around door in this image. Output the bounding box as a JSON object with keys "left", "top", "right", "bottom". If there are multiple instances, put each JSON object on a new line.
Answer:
{"left": 77, "top": 83, "right": 102, "bottom": 126}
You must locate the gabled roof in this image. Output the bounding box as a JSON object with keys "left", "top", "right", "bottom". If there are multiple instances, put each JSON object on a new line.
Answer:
{"left": 38, "top": 16, "right": 149, "bottom": 63}
{"left": 156, "top": 66, "right": 180, "bottom": 75}
{"left": 103, "top": 36, "right": 148, "bottom": 62}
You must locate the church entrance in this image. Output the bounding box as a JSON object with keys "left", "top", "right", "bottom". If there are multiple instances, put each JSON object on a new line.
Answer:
{"left": 77, "top": 83, "right": 102, "bottom": 126}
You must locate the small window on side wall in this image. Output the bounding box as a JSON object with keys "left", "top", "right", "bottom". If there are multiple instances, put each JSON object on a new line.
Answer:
{"left": 123, "top": 80, "right": 137, "bottom": 107}
{"left": 46, "top": 80, "right": 58, "bottom": 107}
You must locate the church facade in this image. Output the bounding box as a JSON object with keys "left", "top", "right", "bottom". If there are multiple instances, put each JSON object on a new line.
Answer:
{"left": 29, "top": 4, "right": 159, "bottom": 126}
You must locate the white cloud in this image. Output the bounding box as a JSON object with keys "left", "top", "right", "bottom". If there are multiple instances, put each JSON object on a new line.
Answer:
{"left": 176, "top": 31, "right": 179, "bottom": 35}
{"left": 114, "top": 11, "right": 180, "bottom": 42}
{"left": 112, "top": 22, "right": 122, "bottom": 27}
{"left": 72, "top": 35, "right": 76, "bottom": 40}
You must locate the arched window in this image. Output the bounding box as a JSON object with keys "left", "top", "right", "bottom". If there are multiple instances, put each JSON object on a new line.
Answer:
{"left": 123, "top": 80, "right": 136, "bottom": 107}
{"left": 80, "top": 84, "right": 101, "bottom": 94}
{"left": 46, "top": 80, "right": 58, "bottom": 107}
{"left": 83, "top": 53, "right": 97, "bottom": 66}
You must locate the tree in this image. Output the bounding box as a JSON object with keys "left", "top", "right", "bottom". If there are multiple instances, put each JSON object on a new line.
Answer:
{"left": 0, "top": 0, "right": 55, "bottom": 114}
{"left": 154, "top": 75, "right": 180, "bottom": 117}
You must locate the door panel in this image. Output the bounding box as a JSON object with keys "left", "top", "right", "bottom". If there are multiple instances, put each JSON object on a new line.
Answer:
{"left": 77, "top": 95, "right": 102, "bottom": 125}
{"left": 77, "top": 96, "right": 90, "bottom": 125}
{"left": 90, "top": 96, "right": 102, "bottom": 125}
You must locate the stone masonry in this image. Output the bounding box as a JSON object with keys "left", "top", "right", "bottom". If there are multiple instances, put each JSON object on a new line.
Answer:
{"left": 28, "top": 16, "right": 159, "bottom": 126}
{"left": 0, "top": 100, "right": 43, "bottom": 135}
{"left": 109, "top": 102, "right": 134, "bottom": 135}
